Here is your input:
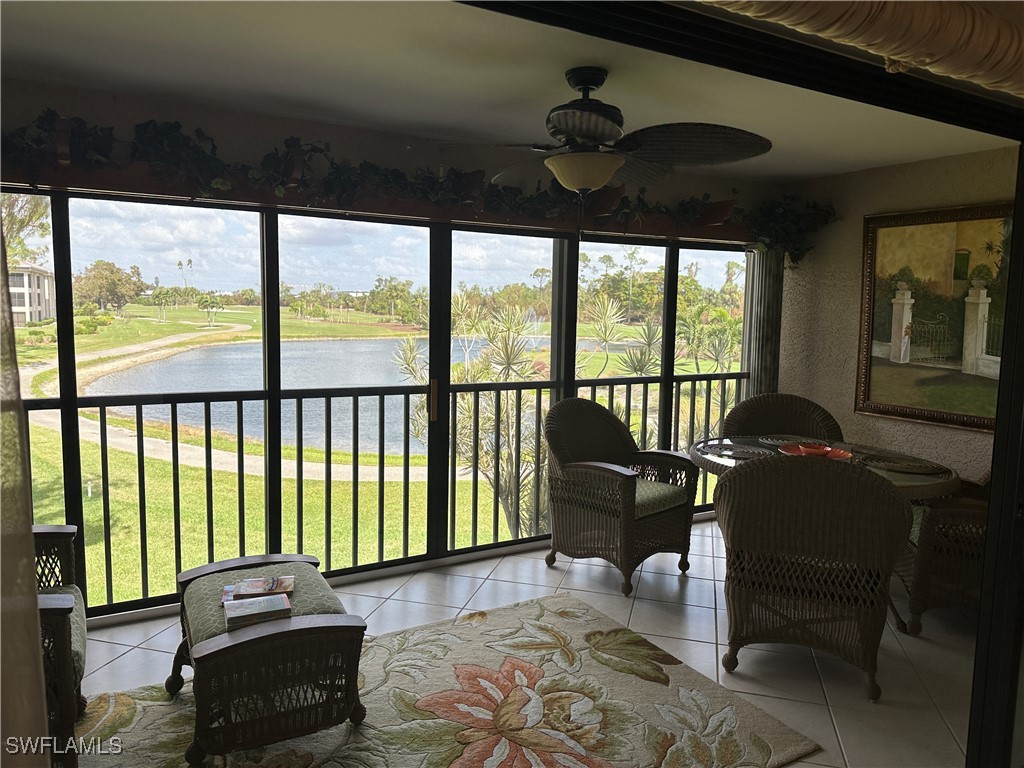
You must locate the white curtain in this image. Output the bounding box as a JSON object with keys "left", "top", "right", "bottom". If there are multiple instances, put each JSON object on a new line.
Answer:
{"left": 0, "top": 232, "right": 49, "bottom": 763}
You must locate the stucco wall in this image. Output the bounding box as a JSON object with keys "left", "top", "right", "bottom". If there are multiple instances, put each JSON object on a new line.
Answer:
{"left": 781, "top": 145, "right": 1018, "bottom": 482}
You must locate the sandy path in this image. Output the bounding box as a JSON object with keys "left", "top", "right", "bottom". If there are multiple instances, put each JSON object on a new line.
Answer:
{"left": 22, "top": 321, "right": 430, "bottom": 482}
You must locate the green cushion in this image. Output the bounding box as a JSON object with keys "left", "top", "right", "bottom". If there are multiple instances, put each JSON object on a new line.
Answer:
{"left": 41, "top": 584, "right": 86, "bottom": 684}
{"left": 184, "top": 562, "right": 345, "bottom": 646}
{"left": 635, "top": 478, "right": 690, "bottom": 519}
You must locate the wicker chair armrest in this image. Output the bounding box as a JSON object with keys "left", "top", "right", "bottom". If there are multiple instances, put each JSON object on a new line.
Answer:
{"left": 38, "top": 593, "right": 75, "bottom": 615}
{"left": 177, "top": 554, "right": 320, "bottom": 594}
{"left": 631, "top": 450, "right": 698, "bottom": 483}
{"left": 556, "top": 462, "right": 638, "bottom": 519}
{"left": 190, "top": 614, "right": 367, "bottom": 663}
{"left": 951, "top": 480, "right": 989, "bottom": 502}
{"left": 563, "top": 461, "right": 639, "bottom": 480}
{"left": 924, "top": 498, "right": 988, "bottom": 515}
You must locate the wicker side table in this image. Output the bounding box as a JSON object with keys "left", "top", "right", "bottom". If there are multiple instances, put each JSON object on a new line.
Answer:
{"left": 165, "top": 554, "right": 366, "bottom": 766}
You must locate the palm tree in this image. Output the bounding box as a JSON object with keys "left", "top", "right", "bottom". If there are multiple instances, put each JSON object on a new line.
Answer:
{"left": 579, "top": 294, "right": 625, "bottom": 378}
{"left": 197, "top": 293, "right": 223, "bottom": 327}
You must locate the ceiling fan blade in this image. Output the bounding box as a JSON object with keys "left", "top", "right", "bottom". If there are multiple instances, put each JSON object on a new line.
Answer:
{"left": 490, "top": 156, "right": 550, "bottom": 186}
{"left": 610, "top": 154, "right": 669, "bottom": 187}
{"left": 616, "top": 123, "right": 772, "bottom": 166}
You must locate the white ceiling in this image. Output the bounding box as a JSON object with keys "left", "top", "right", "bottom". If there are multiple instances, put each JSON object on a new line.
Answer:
{"left": 0, "top": 1, "right": 1017, "bottom": 183}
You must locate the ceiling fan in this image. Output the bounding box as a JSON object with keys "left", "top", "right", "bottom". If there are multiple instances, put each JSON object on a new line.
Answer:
{"left": 496, "top": 66, "right": 772, "bottom": 194}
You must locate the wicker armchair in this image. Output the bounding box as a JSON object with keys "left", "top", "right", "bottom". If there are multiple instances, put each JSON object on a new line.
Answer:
{"left": 715, "top": 456, "right": 911, "bottom": 701}
{"left": 165, "top": 554, "right": 366, "bottom": 766}
{"left": 34, "top": 525, "right": 87, "bottom": 768}
{"left": 892, "top": 490, "right": 988, "bottom": 635}
{"left": 722, "top": 393, "right": 844, "bottom": 442}
{"left": 544, "top": 397, "right": 699, "bottom": 595}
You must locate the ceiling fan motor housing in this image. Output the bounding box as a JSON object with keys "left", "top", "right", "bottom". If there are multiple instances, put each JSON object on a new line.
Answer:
{"left": 546, "top": 99, "right": 624, "bottom": 145}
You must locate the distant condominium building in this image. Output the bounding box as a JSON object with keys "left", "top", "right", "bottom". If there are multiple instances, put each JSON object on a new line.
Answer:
{"left": 8, "top": 264, "right": 56, "bottom": 326}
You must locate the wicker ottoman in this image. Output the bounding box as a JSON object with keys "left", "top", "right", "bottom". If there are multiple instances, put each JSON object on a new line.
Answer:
{"left": 165, "top": 554, "right": 366, "bottom": 766}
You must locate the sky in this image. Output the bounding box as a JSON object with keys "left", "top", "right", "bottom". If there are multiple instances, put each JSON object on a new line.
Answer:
{"left": 46, "top": 197, "right": 744, "bottom": 294}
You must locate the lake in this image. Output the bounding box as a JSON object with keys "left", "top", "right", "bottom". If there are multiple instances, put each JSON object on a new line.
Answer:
{"left": 85, "top": 337, "right": 610, "bottom": 454}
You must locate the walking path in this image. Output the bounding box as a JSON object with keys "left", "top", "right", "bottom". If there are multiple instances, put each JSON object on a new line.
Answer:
{"left": 22, "top": 322, "right": 430, "bottom": 482}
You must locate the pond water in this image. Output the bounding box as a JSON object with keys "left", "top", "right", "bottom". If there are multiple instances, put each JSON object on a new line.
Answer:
{"left": 84, "top": 336, "right": 634, "bottom": 454}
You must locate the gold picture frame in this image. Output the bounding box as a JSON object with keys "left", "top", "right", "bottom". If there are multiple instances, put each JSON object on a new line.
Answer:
{"left": 856, "top": 203, "right": 1012, "bottom": 430}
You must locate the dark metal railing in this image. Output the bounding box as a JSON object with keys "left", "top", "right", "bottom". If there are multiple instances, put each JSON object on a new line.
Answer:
{"left": 26, "top": 370, "right": 745, "bottom": 613}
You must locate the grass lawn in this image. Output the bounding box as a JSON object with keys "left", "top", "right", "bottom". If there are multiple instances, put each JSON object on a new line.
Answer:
{"left": 29, "top": 424, "right": 512, "bottom": 607}
{"left": 867, "top": 358, "right": 998, "bottom": 418}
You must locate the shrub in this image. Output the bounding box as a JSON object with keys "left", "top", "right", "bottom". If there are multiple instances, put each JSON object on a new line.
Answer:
{"left": 74, "top": 318, "right": 99, "bottom": 335}
{"left": 74, "top": 302, "right": 100, "bottom": 317}
{"left": 24, "top": 318, "right": 57, "bottom": 327}
{"left": 969, "top": 263, "right": 995, "bottom": 284}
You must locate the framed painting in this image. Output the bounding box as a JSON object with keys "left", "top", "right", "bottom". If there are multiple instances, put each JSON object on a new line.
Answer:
{"left": 856, "top": 202, "right": 1012, "bottom": 430}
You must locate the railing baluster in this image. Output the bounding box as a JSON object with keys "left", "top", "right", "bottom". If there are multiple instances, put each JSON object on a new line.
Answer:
{"left": 324, "top": 397, "right": 332, "bottom": 571}
{"left": 532, "top": 387, "right": 542, "bottom": 537}
{"left": 352, "top": 396, "right": 360, "bottom": 566}
{"left": 171, "top": 404, "right": 181, "bottom": 575}
{"left": 640, "top": 382, "right": 649, "bottom": 449}
{"left": 449, "top": 392, "right": 458, "bottom": 551}
{"left": 514, "top": 389, "right": 523, "bottom": 540}
{"left": 378, "top": 394, "right": 385, "bottom": 562}
{"left": 492, "top": 390, "right": 501, "bottom": 543}
{"left": 236, "top": 401, "right": 245, "bottom": 557}
{"left": 606, "top": 383, "right": 614, "bottom": 414}
{"left": 204, "top": 401, "right": 214, "bottom": 563}
{"left": 673, "top": 381, "right": 681, "bottom": 450}
{"left": 471, "top": 391, "right": 480, "bottom": 548}
{"left": 625, "top": 382, "right": 633, "bottom": 435}
{"left": 135, "top": 404, "right": 148, "bottom": 598}
{"left": 402, "top": 393, "right": 410, "bottom": 558}
{"left": 99, "top": 407, "right": 113, "bottom": 604}
{"left": 296, "top": 398, "right": 303, "bottom": 553}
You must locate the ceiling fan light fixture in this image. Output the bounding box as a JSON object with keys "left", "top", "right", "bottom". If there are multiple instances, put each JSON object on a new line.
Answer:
{"left": 544, "top": 151, "right": 625, "bottom": 194}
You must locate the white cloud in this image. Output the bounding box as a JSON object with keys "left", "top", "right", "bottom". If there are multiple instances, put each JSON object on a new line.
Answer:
{"left": 62, "top": 199, "right": 743, "bottom": 296}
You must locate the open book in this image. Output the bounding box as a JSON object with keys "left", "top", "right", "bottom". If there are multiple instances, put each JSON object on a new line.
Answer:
{"left": 224, "top": 593, "right": 292, "bottom": 629}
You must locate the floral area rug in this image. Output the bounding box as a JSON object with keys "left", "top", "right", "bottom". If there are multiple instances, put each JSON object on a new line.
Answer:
{"left": 78, "top": 594, "right": 818, "bottom": 767}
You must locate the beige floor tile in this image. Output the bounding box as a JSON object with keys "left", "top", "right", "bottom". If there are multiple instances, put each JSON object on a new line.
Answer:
{"left": 332, "top": 590, "right": 387, "bottom": 618}
{"left": 84, "top": 639, "right": 133, "bottom": 676}
{"left": 569, "top": 556, "right": 616, "bottom": 568}
{"left": 82, "top": 647, "right": 178, "bottom": 697}
{"left": 816, "top": 657, "right": 935, "bottom": 714}
{"left": 640, "top": 551, "right": 691, "bottom": 575}
{"left": 894, "top": 631, "right": 976, "bottom": 678}
{"left": 426, "top": 556, "right": 504, "bottom": 578}
{"left": 919, "top": 672, "right": 973, "bottom": 751}
{"left": 489, "top": 554, "right": 568, "bottom": 588}
{"left": 391, "top": 571, "right": 484, "bottom": 608}
{"left": 628, "top": 599, "right": 718, "bottom": 642}
{"left": 717, "top": 646, "right": 827, "bottom": 704}
{"left": 830, "top": 705, "right": 964, "bottom": 767}
{"left": 330, "top": 572, "right": 412, "bottom": 598}
{"left": 737, "top": 692, "right": 845, "bottom": 768}
{"left": 635, "top": 570, "right": 717, "bottom": 608}
{"left": 138, "top": 623, "right": 186, "bottom": 653}
{"left": 464, "top": 580, "right": 555, "bottom": 611}
{"left": 88, "top": 614, "right": 178, "bottom": 646}
{"left": 363, "top": 599, "right": 459, "bottom": 635}
{"left": 560, "top": 561, "right": 638, "bottom": 595}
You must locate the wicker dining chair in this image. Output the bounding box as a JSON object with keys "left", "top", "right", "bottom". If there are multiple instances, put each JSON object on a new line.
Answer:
{"left": 544, "top": 397, "right": 699, "bottom": 595}
{"left": 722, "top": 393, "right": 844, "bottom": 442}
{"left": 34, "top": 525, "right": 87, "bottom": 768}
{"left": 715, "top": 456, "right": 911, "bottom": 701}
{"left": 892, "top": 481, "right": 988, "bottom": 635}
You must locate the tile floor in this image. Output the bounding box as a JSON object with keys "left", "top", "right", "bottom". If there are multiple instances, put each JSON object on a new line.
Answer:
{"left": 83, "top": 520, "right": 976, "bottom": 768}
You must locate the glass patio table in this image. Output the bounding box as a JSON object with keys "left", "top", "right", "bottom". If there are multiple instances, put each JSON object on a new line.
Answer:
{"left": 689, "top": 435, "right": 961, "bottom": 500}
